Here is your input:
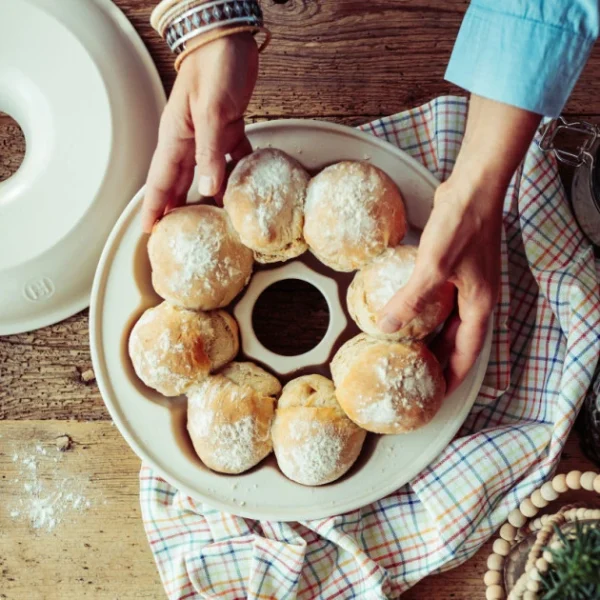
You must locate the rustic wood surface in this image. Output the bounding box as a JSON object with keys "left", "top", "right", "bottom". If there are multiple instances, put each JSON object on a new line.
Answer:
{"left": 2, "top": 0, "right": 600, "bottom": 598}
{"left": 0, "top": 423, "right": 598, "bottom": 600}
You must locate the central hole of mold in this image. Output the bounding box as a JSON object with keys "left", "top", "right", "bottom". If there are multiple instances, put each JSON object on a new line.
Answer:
{"left": 0, "top": 112, "right": 26, "bottom": 182}
{"left": 252, "top": 279, "right": 330, "bottom": 356}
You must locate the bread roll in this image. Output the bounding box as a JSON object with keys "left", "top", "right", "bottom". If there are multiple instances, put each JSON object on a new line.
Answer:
{"left": 187, "top": 362, "right": 281, "bottom": 474}
{"left": 271, "top": 375, "right": 366, "bottom": 486}
{"left": 347, "top": 246, "right": 455, "bottom": 340}
{"left": 303, "top": 161, "right": 406, "bottom": 271}
{"left": 148, "top": 205, "right": 253, "bottom": 310}
{"left": 224, "top": 149, "right": 310, "bottom": 263}
{"left": 128, "top": 301, "right": 239, "bottom": 397}
{"left": 331, "top": 334, "right": 445, "bottom": 434}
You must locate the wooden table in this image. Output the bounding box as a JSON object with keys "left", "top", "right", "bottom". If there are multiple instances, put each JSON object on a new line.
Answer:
{"left": 2, "top": 1, "right": 600, "bottom": 598}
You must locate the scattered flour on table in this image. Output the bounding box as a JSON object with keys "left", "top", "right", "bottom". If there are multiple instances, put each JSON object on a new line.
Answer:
{"left": 7, "top": 441, "right": 93, "bottom": 533}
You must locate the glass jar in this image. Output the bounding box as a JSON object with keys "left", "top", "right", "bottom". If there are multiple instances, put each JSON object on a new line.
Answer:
{"left": 539, "top": 117, "right": 600, "bottom": 245}
{"left": 539, "top": 118, "right": 600, "bottom": 466}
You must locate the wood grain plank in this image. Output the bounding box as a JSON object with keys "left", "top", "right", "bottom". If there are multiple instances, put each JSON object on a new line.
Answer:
{"left": 0, "top": 421, "right": 162, "bottom": 600}
{"left": 112, "top": 0, "right": 600, "bottom": 118}
{"left": 1, "top": 420, "right": 598, "bottom": 600}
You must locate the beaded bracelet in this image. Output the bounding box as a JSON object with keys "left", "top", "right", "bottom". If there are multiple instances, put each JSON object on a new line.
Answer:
{"left": 484, "top": 470, "right": 600, "bottom": 600}
{"left": 151, "top": 0, "right": 270, "bottom": 71}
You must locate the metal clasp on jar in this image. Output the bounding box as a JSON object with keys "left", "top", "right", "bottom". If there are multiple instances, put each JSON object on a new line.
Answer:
{"left": 538, "top": 116, "right": 599, "bottom": 168}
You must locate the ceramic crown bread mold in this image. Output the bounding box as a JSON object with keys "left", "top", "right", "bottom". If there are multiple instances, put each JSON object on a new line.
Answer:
{"left": 90, "top": 120, "right": 492, "bottom": 521}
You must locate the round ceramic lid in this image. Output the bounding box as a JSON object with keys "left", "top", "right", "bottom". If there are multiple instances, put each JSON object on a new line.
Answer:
{"left": 0, "top": 0, "right": 166, "bottom": 335}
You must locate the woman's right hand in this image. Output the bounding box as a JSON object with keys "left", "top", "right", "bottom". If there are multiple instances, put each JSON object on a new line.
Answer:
{"left": 142, "top": 33, "right": 259, "bottom": 232}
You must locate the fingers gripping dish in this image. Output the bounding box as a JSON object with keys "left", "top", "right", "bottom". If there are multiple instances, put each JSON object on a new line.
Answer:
{"left": 148, "top": 205, "right": 254, "bottom": 310}
{"left": 271, "top": 375, "right": 367, "bottom": 485}
{"left": 128, "top": 301, "right": 239, "bottom": 396}
{"left": 347, "top": 245, "right": 455, "bottom": 340}
{"left": 331, "top": 334, "right": 445, "bottom": 434}
{"left": 186, "top": 362, "right": 282, "bottom": 474}
{"left": 224, "top": 149, "right": 311, "bottom": 263}
{"left": 303, "top": 161, "right": 406, "bottom": 272}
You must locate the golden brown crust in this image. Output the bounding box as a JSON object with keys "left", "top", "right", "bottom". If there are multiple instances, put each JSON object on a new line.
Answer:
{"left": 148, "top": 205, "right": 253, "bottom": 310}
{"left": 303, "top": 161, "right": 406, "bottom": 272}
{"left": 331, "top": 334, "right": 446, "bottom": 434}
{"left": 347, "top": 246, "right": 455, "bottom": 340}
{"left": 186, "top": 364, "right": 281, "bottom": 474}
{"left": 224, "top": 149, "right": 310, "bottom": 263}
{"left": 271, "top": 375, "right": 366, "bottom": 485}
{"left": 128, "top": 302, "right": 238, "bottom": 397}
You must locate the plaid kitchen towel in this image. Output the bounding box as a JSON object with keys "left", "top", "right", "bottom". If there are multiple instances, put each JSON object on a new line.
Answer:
{"left": 140, "top": 95, "right": 600, "bottom": 599}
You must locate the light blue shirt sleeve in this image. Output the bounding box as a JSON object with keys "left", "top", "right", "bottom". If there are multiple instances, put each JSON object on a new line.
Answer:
{"left": 445, "top": 1, "right": 600, "bottom": 117}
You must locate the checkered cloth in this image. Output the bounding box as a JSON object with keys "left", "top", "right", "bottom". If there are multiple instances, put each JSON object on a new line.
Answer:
{"left": 140, "top": 96, "right": 600, "bottom": 599}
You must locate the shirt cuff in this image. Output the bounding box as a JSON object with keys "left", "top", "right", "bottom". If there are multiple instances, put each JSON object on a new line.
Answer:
{"left": 445, "top": 5, "right": 597, "bottom": 117}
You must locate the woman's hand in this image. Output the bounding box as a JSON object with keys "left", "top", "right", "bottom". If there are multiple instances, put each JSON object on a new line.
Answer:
{"left": 142, "top": 33, "right": 259, "bottom": 232}
{"left": 379, "top": 95, "right": 542, "bottom": 391}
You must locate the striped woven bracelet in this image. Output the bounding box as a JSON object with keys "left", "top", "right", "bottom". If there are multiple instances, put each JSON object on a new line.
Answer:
{"left": 151, "top": 0, "right": 269, "bottom": 62}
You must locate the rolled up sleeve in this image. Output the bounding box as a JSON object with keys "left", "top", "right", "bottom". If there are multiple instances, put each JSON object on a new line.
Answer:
{"left": 445, "top": 1, "right": 600, "bottom": 117}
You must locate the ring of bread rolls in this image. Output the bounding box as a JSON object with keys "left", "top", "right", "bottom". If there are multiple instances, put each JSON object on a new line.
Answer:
{"left": 129, "top": 150, "right": 451, "bottom": 482}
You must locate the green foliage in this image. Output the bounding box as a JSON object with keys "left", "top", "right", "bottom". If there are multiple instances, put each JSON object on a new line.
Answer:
{"left": 540, "top": 522, "right": 600, "bottom": 600}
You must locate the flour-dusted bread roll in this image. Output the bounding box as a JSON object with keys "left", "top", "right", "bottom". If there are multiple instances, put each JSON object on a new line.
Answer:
{"left": 331, "top": 334, "right": 445, "bottom": 434}
{"left": 187, "top": 362, "right": 282, "bottom": 474}
{"left": 224, "top": 149, "right": 310, "bottom": 263}
{"left": 271, "top": 375, "right": 366, "bottom": 486}
{"left": 128, "top": 301, "right": 239, "bottom": 397}
{"left": 347, "top": 246, "right": 455, "bottom": 340}
{"left": 303, "top": 161, "right": 406, "bottom": 272}
{"left": 148, "top": 205, "right": 254, "bottom": 310}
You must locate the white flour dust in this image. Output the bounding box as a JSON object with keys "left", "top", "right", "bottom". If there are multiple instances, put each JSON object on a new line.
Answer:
{"left": 7, "top": 440, "right": 93, "bottom": 533}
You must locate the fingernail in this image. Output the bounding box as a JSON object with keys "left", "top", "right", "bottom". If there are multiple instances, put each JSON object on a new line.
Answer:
{"left": 378, "top": 315, "right": 403, "bottom": 333}
{"left": 198, "top": 175, "right": 215, "bottom": 196}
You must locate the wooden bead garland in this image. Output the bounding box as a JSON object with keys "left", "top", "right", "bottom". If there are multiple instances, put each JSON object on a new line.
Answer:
{"left": 483, "top": 470, "right": 600, "bottom": 600}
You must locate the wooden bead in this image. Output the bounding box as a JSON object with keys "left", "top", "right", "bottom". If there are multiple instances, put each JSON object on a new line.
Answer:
{"left": 508, "top": 508, "right": 527, "bottom": 528}
{"left": 552, "top": 474, "right": 568, "bottom": 493}
{"left": 530, "top": 489, "right": 548, "bottom": 509}
{"left": 484, "top": 570, "right": 502, "bottom": 586}
{"left": 529, "top": 568, "right": 541, "bottom": 581}
{"left": 500, "top": 523, "right": 517, "bottom": 541}
{"left": 566, "top": 470, "right": 582, "bottom": 490}
{"left": 540, "top": 481, "right": 559, "bottom": 502}
{"left": 550, "top": 540, "right": 562, "bottom": 551}
{"left": 523, "top": 591, "right": 537, "bottom": 600}
{"left": 540, "top": 514, "right": 550, "bottom": 524}
{"left": 527, "top": 578, "right": 540, "bottom": 592}
{"left": 593, "top": 475, "right": 600, "bottom": 494}
{"left": 486, "top": 584, "right": 504, "bottom": 600}
{"left": 581, "top": 471, "right": 597, "bottom": 491}
{"left": 535, "top": 557, "right": 548, "bottom": 572}
{"left": 584, "top": 509, "right": 596, "bottom": 519}
{"left": 488, "top": 553, "right": 505, "bottom": 571}
{"left": 493, "top": 538, "right": 511, "bottom": 556}
{"left": 577, "top": 508, "right": 587, "bottom": 519}
{"left": 520, "top": 499, "right": 538, "bottom": 518}
{"left": 542, "top": 550, "right": 553, "bottom": 563}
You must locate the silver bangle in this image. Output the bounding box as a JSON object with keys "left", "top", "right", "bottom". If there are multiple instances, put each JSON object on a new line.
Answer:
{"left": 161, "top": 0, "right": 264, "bottom": 55}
